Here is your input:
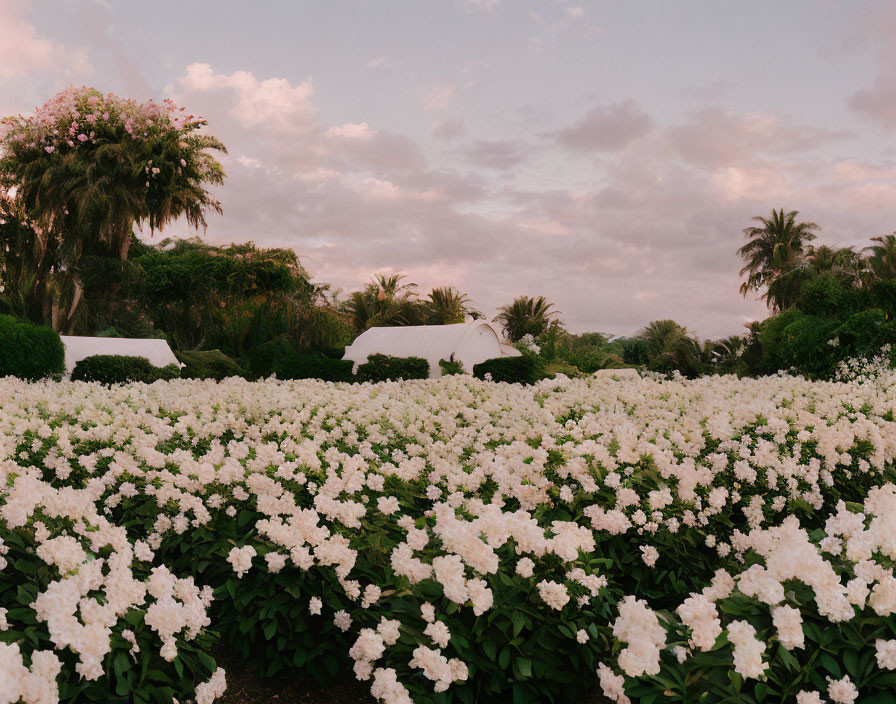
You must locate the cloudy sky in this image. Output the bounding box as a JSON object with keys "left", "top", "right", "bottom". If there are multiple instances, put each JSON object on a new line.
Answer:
{"left": 3, "top": 0, "right": 896, "bottom": 337}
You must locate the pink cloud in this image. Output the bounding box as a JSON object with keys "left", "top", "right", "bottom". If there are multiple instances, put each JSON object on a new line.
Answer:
{"left": 553, "top": 99, "right": 654, "bottom": 152}
{"left": 422, "top": 83, "right": 458, "bottom": 111}
{"left": 0, "top": 0, "right": 89, "bottom": 78}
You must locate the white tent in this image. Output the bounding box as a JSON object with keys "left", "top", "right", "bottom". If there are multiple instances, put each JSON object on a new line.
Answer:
{"left": 343, "top": 321, "right": 520, "bottom": 378}
{"left": 60, "top": 336, "right": 182, "bottom": 375}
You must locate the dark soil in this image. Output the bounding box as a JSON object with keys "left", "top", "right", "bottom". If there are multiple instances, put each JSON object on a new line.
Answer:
{"left": 214, "top": 646, "right": 611, "bottom": 704}
{"left": 215, "top": 647, "right": 375, "bottom": 704}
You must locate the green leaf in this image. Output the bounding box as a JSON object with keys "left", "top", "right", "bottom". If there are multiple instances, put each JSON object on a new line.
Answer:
{"left": 512, "top": 612, "right": 526, "bottom": 639}
{"left": 499, "top": 646, "right": 511, "bottom": 670}
{"left": 821, "top": 653, "right": 841, "bottom": 678}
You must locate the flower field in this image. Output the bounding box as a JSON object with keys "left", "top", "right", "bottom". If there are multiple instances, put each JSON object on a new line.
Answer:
{"left": 3, "top": 371, "right": 896, "bottom": 704}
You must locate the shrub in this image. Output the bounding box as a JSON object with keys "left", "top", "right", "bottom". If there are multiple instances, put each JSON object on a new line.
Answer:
{"left": 176, "top": 349, "right": 246, "bottom": 380}
{"left": 244, "top": 335, "right": 294, "bottom": 378}
{"left": 245, "top": 336, "right": 353, "bottom": 381}
{"left": 0, "top": 315, "right": 65, "bottom": 380}
{"left": 71, "top": 355, "right": 180, "bottom": 384}
{"left": 438, "top": 354, "right": 465, "bottom": 376}
{"left": 277, "top": 353, "right": 354, "bottom": 382}
{"left": 356, "top": 354, "right": 429, "bottom": 382}
{"left": 473, "top": 355, "right": 543, "bottom": 384}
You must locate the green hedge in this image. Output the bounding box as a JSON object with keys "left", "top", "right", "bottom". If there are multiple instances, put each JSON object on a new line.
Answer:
{"left": 473, "top": 355, "right": 543, "bottom": 384}
{"left": 176, "top": 349, "right": 245, "bottom": 380}
{"left": 277, "top": 353, "right": 353, "bottom": 382}
{"left": 71, "top": 355, "right": 180, "bottom": 384}
{"left": 245, "top": 336, "right": 353, "bottom": 382}
{"left": 0, "top": 315, "right": 65, "bottom": 380}
{"left": 356, "top": 354, "right": 429, "bottom": 382}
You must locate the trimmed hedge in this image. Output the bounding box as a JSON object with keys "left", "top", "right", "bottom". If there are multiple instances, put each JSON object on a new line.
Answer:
{"left": 278, "top": 353, "right": 354, "bottom": 382}
{"left": 356, "top": 354, "right": 429, "bottom": 382}
{"left": 71, "top": 355, "right": 180, "bottom": 384}
{"left": 473, "top": 355, "right": 543, "bottom": 384}
{"left": 0, "top": 315, "right": 65, "bottom": 380}
{"left": 245, "top": 336, "right": 353, "bottom": 381}
{"left": 176, "top": 349, "right": 245, "bottom": 380}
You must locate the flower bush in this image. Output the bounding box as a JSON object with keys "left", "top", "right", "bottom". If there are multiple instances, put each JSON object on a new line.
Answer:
{"left": 2, "top": 368, "right": 896, "bottom": 703}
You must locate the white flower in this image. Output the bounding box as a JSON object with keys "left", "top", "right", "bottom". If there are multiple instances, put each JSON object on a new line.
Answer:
{"left": 826, "top": 675, "right": 858, "bottom": 704}
{"left": 876, "top": 639, "right": 896, "bottom": 670}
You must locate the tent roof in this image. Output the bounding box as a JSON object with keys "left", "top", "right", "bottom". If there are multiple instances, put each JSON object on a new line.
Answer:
{"left": 343, "top": 321, "right": 519, "bottom": 376}
{"left": 60, "top": 336, "right": 182, "bottom": 374}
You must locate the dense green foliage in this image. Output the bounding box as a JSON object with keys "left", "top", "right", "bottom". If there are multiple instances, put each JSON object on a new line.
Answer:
{"left": 473, "top": 355, "right": 543, "bottom": 384}
{"left": 71, "top": 355, "right": 180, "bottom": 384}
{"left": 741, "top": 278, "right": 896, "bottom": 378}
{"left": 438, "top": 355, "right": 465, "bottom": 376}
{"left": 494, "top": 296, "right": 559, "bottom": 342}
{"left": 0, "top": 314, "right": 65, "bottom": 379}
{"left": 244, "top": 335, "right": 353, "bottom": 381}
{"left": 356, "top": 354, "right": 430, "bottom": 382}
{"left": 175, "top": 349, "right": 245, "bottom": 380}
{"left": 0, "top": 87, "right": 225, "bottom": 332}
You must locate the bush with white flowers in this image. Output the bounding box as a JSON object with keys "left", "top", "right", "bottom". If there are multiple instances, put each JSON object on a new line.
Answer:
{"left": 2, "top": 367, "right": 896, "bottom": 703}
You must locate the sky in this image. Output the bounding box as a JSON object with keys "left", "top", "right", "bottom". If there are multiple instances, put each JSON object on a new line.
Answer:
{"left": 2, "top": 0, "right": 896, "bottom": 338}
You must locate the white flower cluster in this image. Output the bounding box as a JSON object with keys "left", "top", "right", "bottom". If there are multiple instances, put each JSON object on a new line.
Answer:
{"left": 1, "top": 366, "right": 895, "bottom": 703}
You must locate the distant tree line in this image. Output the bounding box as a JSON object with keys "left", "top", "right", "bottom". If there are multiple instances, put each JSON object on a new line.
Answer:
{"left": 2, "top": 88, "right": 894, "bottom": 380}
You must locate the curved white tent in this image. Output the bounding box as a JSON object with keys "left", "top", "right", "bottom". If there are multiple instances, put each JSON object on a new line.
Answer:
{"left": 343, "top": 322, "right": 520, "bottom": 378}
{"left": 60, "top": 336, "right": 182, "bottom": 375}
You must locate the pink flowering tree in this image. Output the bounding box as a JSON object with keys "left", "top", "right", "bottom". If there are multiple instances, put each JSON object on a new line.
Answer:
{"left": 0, "top": 86, "right": 226, "bottom": 330}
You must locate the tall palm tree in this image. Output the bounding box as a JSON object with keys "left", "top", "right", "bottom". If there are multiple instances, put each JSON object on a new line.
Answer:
{"left": 738, "top": 208, "right": 819, "bottom": 311}
{"left": 494, "top": 295, "right": 559, "bottom": 342}
{"left": 864, "top": 234, "right": 896, "bottom": 280}
{"left": 426, "top": 287, "right": 480, "bottom": 325}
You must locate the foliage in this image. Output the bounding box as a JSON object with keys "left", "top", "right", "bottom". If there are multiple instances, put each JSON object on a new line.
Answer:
{"left": 638, "top": 320, "right": 701, "bottom": 377}
{"left": 438, "top": 354, "right": 465, "bottom": 376}
{"left": 426, "top": 287, "right": 480, "bottom": 325}
{"left": 472, "top": 355, "right": 543, "bottom": 384}
{"left": 0, "top": 87, "right": 226, "bottom": 331}
{"left": 175, "top": 349, "right": 245, "bottom": 380}
{"left": 134, "top": 238, "right": 318, "bottom": 353}
{"left": 494, "top": 296, "right": 560, "bottom": 343}
{"left": 737, "top": 208, "right": 819, "bottom": 311}
{"left": 244, "top": 335, "right": 353, "bottom": 382}
{"left": 356, "top": 354, "right": 429, "bottom": 382}
{"left": 0, "top": 314, "right": 65, "bottom": 379}
{"left": 71, "top": 354, "right": 180, "bottom": 384}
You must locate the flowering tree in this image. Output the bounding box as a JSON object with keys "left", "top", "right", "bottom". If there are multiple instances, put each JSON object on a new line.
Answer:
{"left": 0, "top": 87, "right": 226, "bottom": 330}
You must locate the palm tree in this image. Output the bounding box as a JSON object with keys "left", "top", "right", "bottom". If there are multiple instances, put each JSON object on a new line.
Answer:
{"left": 864, "top": 234, "right": 896, "bottom": 280}
{"left": 769, "top": 245, "right": 864, "bottom": 305}
{"left": 373, "top": 273, "right": 417, "bottom": 300}
{"left": 426, "top": 287, "right": 480, "bottom": 325}
{"left": 344, "top": 273, "right": 425, "bottom": 331}
{"left": 638, "top": 319, "right": 700, "bottom": 375}
{"left": 738, "top": 208, "right": 819, "bottom": 311}
{"left": 494, "top": 295, "right": 559, "bottom": 342}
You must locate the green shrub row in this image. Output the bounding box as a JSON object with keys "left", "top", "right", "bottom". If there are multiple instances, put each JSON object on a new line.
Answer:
{"left": 0, "top": 315, "right": 65, "bottom": 380}
{"left": 71, "top": 355, "right": 180, "bottom": 384}
{"left": 356, "top": 353, "right": 429, "bottom": 382}
{"left": 473, "top": 355, "right": 544, "bottom": 384}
